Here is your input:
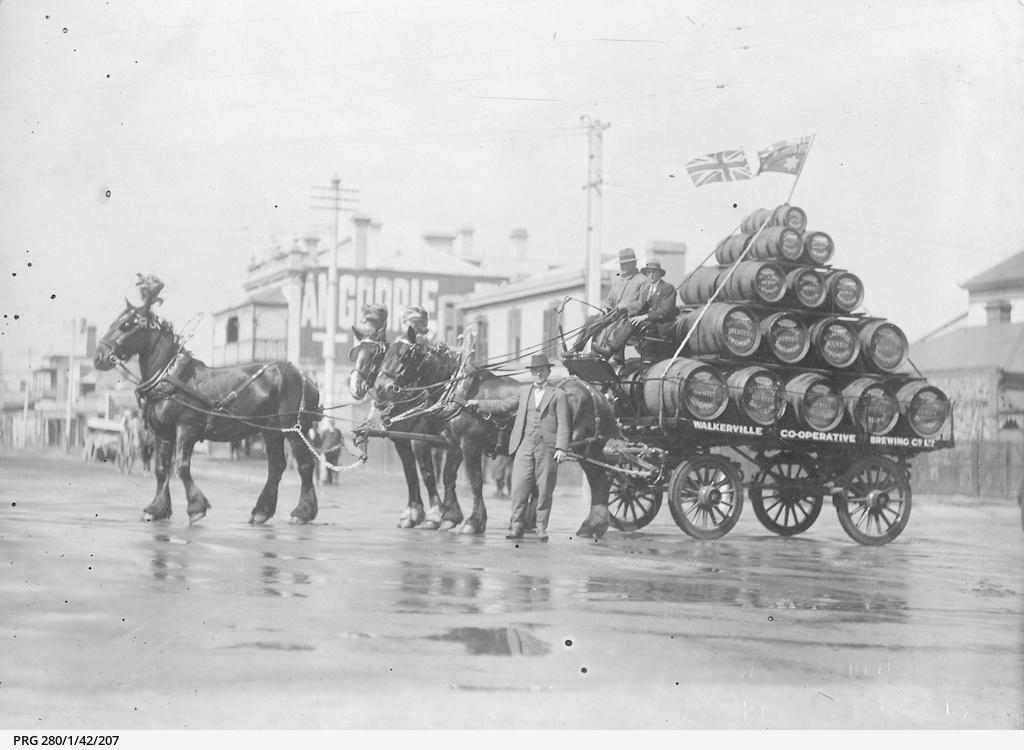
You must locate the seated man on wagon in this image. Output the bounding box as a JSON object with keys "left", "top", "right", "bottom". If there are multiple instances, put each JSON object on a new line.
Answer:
{"left": 594, "top": 259, "right": 678, "bottom": 364}
{"left": 570, "top": 247, "right": 648, "bottom": 357}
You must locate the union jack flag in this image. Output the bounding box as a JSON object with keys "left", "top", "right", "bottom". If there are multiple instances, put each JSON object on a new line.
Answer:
{"left": 685, "top": 149, "right": 752, "bottom": 187}
{"left": 757, "top": 135, "right": 813, "bottom": 175}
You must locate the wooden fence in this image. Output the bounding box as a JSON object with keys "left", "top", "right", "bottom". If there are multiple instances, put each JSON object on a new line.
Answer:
{"left": 911, "top": 440, "right": 1024, "bottom": 500}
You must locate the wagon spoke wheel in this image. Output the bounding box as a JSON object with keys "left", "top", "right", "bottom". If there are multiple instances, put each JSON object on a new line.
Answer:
{"left": 750, "top": 451, "right": 823, "bottom": 536}
{"left": 836, "top": 455, "right": 911, "bottom": 545}
{"left": 608, "top": 475, "right": 663, "bottom": 531}
{"left": 667, "top": 455, "right": 744, "bottom": 540}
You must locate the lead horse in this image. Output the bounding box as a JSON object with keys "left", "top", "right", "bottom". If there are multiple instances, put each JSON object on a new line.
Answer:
{"left": 372, "top": 328, "right": 617, "bottom": 538}
{"left": 94, "top": 276, "right": 322, "bottom": 524}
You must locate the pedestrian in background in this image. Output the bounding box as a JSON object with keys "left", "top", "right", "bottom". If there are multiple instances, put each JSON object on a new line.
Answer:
{"left": 467, "top": 353, "right": 569, "bottom": 541}
{"left": 491, "top": 454, "right": 513, "bottom": 497}
{"left": 321, "top": 422, "right": 343, "bottom": 485}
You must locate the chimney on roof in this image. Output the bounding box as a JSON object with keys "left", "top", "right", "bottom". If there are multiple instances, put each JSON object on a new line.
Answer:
{"left": 353, "top": 214, "right": 372, "bottom": 270}
{"left": 510, "top": 228, "right": 528, "bottom": 259}
{"left": 986, "top": 299, "right": 1012, "bottom": 324}
{"left": 457, "top": 224, "right": 476, "bottom": 260}
{"left": 422, "top": 230, "right": 456, "bottom": 255}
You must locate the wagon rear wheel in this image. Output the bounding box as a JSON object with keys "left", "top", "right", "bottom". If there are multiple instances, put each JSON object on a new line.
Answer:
{"left": 667, "top": 455, "right": 744, "bottom": 539}
{"left": 836, "top": 455, "right": 911, "bottom": 545}
{"left": 750, "top": 451, "right": 823, "bottom": 536}
{"left": 607, "top": 476, "right": 663, "bottom": 531}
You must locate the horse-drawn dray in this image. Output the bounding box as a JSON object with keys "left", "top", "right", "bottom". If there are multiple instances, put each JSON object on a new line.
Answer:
{"left": 560, "top": 352, "right": 953, "bottom": 546}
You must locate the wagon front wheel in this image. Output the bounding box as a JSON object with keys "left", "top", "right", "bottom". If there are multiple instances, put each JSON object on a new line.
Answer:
{"left": 835, "top": 455, "right": 911, "bottom": 545}
{"left": 667, "top": 455, "right": 744, "bottom": 539}
{"left": 750, "top": 451, "right": 823, "bottom": 536}
{"left": 608, "top": 476, "right": 663, "bottom": 531}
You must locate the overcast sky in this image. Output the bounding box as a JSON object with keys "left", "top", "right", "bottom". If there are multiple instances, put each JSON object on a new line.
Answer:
{"left": 1, "top": 0, "right": 1022, "bottom": 381}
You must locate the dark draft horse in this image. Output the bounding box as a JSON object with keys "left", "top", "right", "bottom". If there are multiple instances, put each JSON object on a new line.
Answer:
{"left": 93, "top": 276, "right": 322, "bottom": 524}
{"left": 372, "top": 327, "right": 618, "bottom": 538}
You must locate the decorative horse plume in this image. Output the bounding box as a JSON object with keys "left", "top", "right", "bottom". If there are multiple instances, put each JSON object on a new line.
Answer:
{"left": 135, "top": 274, "right": 164, "bottom": 309}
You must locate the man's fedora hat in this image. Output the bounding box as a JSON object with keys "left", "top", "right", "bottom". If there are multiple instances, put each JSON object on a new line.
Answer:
{"left": 529, "top": 353, "right": 553, "bottom": 369}
{"left": 641, "top": 260, "right": 666, "bottom": 277}
{"left": 618, "top": 247, "right": 637, "bottom": 264}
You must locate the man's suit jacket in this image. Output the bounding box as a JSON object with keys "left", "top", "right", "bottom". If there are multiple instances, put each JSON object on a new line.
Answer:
{"left": 603, "top": 271, "right": 648, "bottom": 315}
{"left": 476, "top": 383, "right": 570, "bottom": 456}
{"left": 640, "top": 278, "right": 678, "bottom": 323}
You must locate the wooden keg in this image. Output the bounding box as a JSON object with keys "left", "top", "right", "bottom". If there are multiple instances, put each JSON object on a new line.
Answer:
{"left": 680, "top": 303, "right": 762, "bottom": 358}
{"left": 642, "top": 358, "right": 729, "bottom": 420}
{"left": 678, "top": 267, "right": 722, "bottom": 304}
{"left": 761, "top": 311, "right": 811, "bottom": 364}
{"left": 786, "top": 267, "right": 828, "bottom": 309}
{"left": 895, "top": 381, "right": 950, "bottom": 438}
{"left": 843, "top": 377, "right": 900, "bottom": 435}
{"left": 715, "top": 234, "right": 754, "bottom": 265}
{"left": 809, "top": 317, "right": 861, "bottom": 368}
{"left": 858, "top": 320, "right": 908, "bottom": 373}
{"left": 727, "top": 366, "right": 786, "bottom": 426}
{"left": 802, "top": 230, "right": 834, "bottom": 265}
{"left": 751, "top": 226, "right": 804, "bottom": 262}
{"left": 740, "top": 204, "right": 807, "bottom": 234}
{"left": 786, "top": 372, "right": 845, "bottom": 432}
{"left": 824, "top": 270, "right": 864, "bottom": 313}
{"left": 720, "top": 261, "right": 787, "bottom": 304}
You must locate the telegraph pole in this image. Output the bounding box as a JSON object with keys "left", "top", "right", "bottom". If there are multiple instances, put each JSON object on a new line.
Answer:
{"left": 64, "top": 318, "right": 77, "bottom": 452}
{"left": 581, "top": 116, "right": 610, "bottom": 309}
{"left": 310, "top": 176, "right": 359, "bottom": 410}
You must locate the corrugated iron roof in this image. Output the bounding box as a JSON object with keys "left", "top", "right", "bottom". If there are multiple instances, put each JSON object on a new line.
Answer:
{"left": 961, "top": 249, "right": 1024, "bottom": 292}
{"left": 909, "top": 322, "right": 1024, "bottom": 372}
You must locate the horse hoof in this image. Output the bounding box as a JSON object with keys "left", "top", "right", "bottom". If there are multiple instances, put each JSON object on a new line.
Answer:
{"left": 289, "top": 515, "right": 311, "bottom": 525}
{"left": 439, "top": 520, "right": 456, "bottom": 532}
{"left": 419, "top": 520, "right": 440, "bottom": 531}
{"left": 250, "top": 513, "right": 270, "bottom": 525}
{"left": 188, "top": 512, "right": 206, "bottom": 525}
{"left": 458, "top": 523, "right": 478, "bottom": 535}
{"left": 398, "top": 518, "right": 416, "bottom": 529}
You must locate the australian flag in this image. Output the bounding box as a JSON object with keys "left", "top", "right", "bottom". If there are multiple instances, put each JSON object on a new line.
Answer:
{"left": 685, "top": 149, "right": 753, "bottom": 187}
{"left": 757, "top": 136, "right": 813, "bottom": 175}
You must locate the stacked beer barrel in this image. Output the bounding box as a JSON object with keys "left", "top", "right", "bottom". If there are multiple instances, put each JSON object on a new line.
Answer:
{"left": 640, "top": 204, "right": 951, "bottom": 441}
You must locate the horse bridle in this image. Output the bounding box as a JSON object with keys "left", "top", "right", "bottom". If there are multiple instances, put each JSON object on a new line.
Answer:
{"left": 350, "top": 339, "right": 388, "bottom": 385}
{"left": 97, "top": 308, "right": 165, "bottom": 366}
{"left": 380, "top": 338, "right": 426, "bottom": 390}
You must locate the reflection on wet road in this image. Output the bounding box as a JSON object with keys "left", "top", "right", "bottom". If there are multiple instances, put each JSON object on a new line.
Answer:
{"left": 1, "top": 451, "right": 1022, "bottom": 728}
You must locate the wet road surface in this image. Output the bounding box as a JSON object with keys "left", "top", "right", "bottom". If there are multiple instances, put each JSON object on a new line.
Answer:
{"left": 2, "top": 448, "right": 1022, "bottom": 729}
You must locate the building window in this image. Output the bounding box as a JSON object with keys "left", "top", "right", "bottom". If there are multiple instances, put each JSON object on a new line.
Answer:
{"left": 507, "top": 307, "right": 521, "bottom": 360}
{"left": 474, "top": 316, "right": 488, "bottom": 364}
{"left": 226, "top": 316, "right": 240, "bottom": 344}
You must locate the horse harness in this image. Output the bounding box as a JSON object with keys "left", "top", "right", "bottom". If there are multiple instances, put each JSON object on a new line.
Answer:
{"left": 134, "top": 348, "right": 276, "bottom": 434}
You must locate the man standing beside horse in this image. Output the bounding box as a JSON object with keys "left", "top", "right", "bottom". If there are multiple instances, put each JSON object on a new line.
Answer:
{"left": 466, "top": 354, "right": 569, "bottom": 541}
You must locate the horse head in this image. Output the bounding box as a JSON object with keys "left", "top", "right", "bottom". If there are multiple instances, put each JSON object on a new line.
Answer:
{"left": 94, "top": 275, "right": 173, "bottom": 371}
{"left": 373, "top": 326, "right": 424, "bottom": 400}
{"left": 348, "top": 328, "right": 388, "bottom": 400}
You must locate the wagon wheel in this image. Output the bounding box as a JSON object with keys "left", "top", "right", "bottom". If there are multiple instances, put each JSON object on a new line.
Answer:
{"left": 749, "top": 451, "right": 823, "bottom": 536}
{"left": 607, "top": 475, "right": 663, "bottom": 531}
{"left": 667, "top": 455, "right": 744, "bottom": 540}
{"left": 835, "top": 455, "right": 911, "bottom": 545}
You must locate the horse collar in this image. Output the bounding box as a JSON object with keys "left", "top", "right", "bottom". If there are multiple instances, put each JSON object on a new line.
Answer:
{"left": 135, "top": 347, "right": 190, "bottom": 405}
